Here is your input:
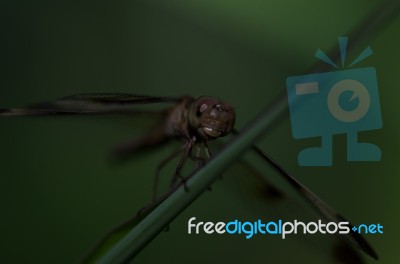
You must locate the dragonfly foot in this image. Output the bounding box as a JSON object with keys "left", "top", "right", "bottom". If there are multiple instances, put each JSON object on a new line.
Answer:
{"left": 182, "top": 179, "right": 190, "bottom": 192}
{"left": 171, "top": 173, "right": 190, "bottom": 192}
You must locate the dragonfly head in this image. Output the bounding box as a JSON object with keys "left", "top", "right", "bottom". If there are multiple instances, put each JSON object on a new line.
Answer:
{"left": 188, "top": 96, "right": 235, "bottom": 140}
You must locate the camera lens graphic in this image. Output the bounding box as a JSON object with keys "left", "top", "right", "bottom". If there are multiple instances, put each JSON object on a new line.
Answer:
{"left": 327, "top": 79, "right": 371, "bottom": 123}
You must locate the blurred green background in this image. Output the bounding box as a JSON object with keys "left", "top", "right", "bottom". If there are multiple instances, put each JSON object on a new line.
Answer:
{"left": 0, "top": 0, "right": 399, "bottom": 263}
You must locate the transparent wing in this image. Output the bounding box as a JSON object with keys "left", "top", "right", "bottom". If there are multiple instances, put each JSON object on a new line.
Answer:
{"left": 0, "top": 93, "right": 182, "bottom": 116}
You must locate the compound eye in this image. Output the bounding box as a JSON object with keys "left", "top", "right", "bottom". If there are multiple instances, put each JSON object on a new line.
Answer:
{"left": 189, "top": 97, "right": 216, "bottom": 128}
{"left": 197, "top": 104, "right": 208, "bottom": 117}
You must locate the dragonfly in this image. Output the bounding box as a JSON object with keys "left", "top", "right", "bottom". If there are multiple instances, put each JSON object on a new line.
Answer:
{"left": 0, "top": 93, "right": 235, "bottom": 199}
{"left": 0, "top": 93, "right": 377, "bottom": 263}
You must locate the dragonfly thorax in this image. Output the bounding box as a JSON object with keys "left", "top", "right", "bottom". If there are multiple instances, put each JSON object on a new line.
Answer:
{"left": 188, "top": 96, "right": 235, "bottom": 140}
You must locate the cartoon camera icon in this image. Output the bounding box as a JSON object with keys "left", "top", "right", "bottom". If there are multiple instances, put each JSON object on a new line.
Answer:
{"left": 286, "top": 37, "right": 382, "bottom": 166}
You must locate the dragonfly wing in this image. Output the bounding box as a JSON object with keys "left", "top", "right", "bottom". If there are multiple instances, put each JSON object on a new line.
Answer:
{"left": 111, "top": 124, "right": 170, "bottom": 162}
{"left": 0, "top": 93, "right": 182, "bottom": 116}
{"left": 52, "top": 93, "right": 181, "bottom": 105}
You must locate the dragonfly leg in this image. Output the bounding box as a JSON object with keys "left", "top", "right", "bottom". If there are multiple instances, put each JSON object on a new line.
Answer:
{"left": 204, "top": 141, "right": 223, "bottom": 181}
{"left": 170, "top": 139, "right": 194, "bottom": 191}
{"left": 189, "top": 144, "right": 205, "bottom": 169}
{"left": 202, "top": 142, "right": 213, "bottom": 191}
{"left": 153, "top": 148, "right": 182, "bottom": 202}
{"left": 203, "top": 141, "right": 212, "bottom": 160}
{"left": 189, "top": 144, "right": 212, "bottom": 192}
